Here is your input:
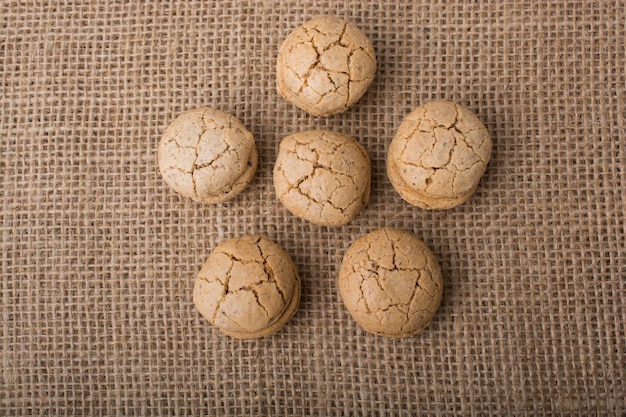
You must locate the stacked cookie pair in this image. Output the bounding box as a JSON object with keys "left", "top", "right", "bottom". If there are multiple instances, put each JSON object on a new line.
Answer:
{"left": 158, "top": 16, "right": 491, "bottom": 339}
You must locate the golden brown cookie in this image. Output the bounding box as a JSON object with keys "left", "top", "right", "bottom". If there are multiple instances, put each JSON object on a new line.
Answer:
{"left": 158, "top": 107, "right": 257, "bottom": 204}
{"left": 338, "top": 228, "right": 443, "bottom": 338}
{"left": 193, "top": 236, "right": 301, "bottom": 339}
{"left": 273, "top": 130, "right": 371, "bottom": 226}
{"left": 277, "top": 16, "right": 376, "bottom": 117}
{"left": 387, "top": 101, "right": 491, "bottom": 209}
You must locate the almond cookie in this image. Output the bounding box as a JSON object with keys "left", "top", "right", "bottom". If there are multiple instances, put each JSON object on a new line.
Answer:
{"left": 158, "top": 107, "right": 257, "bottom": 204}
{"left": 273, "top": 130, "right": 371, "bottom": 226}
{"left": 193, "top": 236, "right": 301, "bottom": 339}
{"left": 277, "top": 16, "right": 376, "bottom": 117}
{"left": 338, "top": 228, "right": 443, "bottom": 338}
{"left": 387, "top": 101, "right": 491, "bottom": 209}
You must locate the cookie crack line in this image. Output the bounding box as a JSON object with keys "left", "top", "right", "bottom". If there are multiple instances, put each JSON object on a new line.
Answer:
{"left": 396, "top": 116, "right": 488, "bottom": 186}
{"left": 187, "top": 111, "right": 238, "bottom": 198}
{"left": 278, "top": 164, "right": 315, "bottom": 197}
{"left": 220, "top": 309, "right": 247, "bottom": 331}
{"left": 383, "top": 229, "right": 398, "bottom": 270}
{"left": 365, "top": 263, "right": 423, "bottom": 275}
{"left": 310, "top": 131, "right": 343, "bottom": 150}
{"left": 377, "top": 303, "right": 411, "bottom": 317}
{"left": 256, "top": 239, "right": 288, "bottom": 303}
{"left": 219, "top": 249, "right": 262, "bottom": 266}
{"left": 398, "top": 133, "right": 432, "bottom": 169}
{"left": 338, "top": 21, "right": 349, "bottom": 48}
{"left": 312, "top": 82, "right": 342, "bottom": 105}
{"left": 281, "top": 141, "right": 360, "bottom": 183}
{"left": 301, "top": 181, "right": 349, "bottom": 215}
{"left": 450, "top": 104, "right": 489, "bottom": 151}
{"left": 283, "top": 167, "right": 354, "bottom": 217}
{"left": 162, "top": 135, "right": 198, "bottom": 151}
{"left": 188, "top": 114, "right": 207, "bottom": 196}
{"left": 210, "top": 260, "right": 234, "bottom": 323}
{"left": 361, "top": 233, "right": 430, "bottom": 300}
{"left": 355, "top": 289, "right": 370, "bottom": 314}
{"left": 202, "top": 153, "right": 255, "bottom": 200}
{"left": 194, "top": 141, "right": 234, "bottom": 172}
{"left": 422, "top": 104, "right": 487, "bottom": 157}
{"left": 286, "top": 37, "right": 315, "bottom": 55}
{"left": 341, "top": 186, "right": 367, "bottom": 212}
{"left": 294, "top": 33, "right": 320, "bottom": 96}
{"left": 161, "top": 165, "right": 193, "bottom": 176}
{"left": 247, "top": 287, "right": 271, "bottom": 320}
{"left": 314, "top": 28, "right": 336, "bottom": 53}
{"left": 400, "top": 309, "right": 435, "bottom": 333}
{"left": 306, "top": 20, "right": 348, "bottom": 55}
{"left": 225, "top": 280, "right": 269, "bottom": 295}
{"left": 452, "top": 126, "right": 488, "bottom": 162}
{"left": 405, "top": 270, "right": 430, "bottom": 311}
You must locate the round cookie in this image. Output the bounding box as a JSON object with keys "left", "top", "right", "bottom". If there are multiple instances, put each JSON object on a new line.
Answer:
{"left": 158, "top": 107, "right": 257, "bottom": 204}
{"left": 277, "top": 16, "right": 376, "bottom": 117}
{"left": 193, "top": 236, "right": 301, "bottom": 339}
{"left": 387, "top": 101, "right": 491, "bottom": 209}
{"left": 338, "top": 228, "right": 443, "bottom": 338}
{"left": 273, "top": 129, "right": 371, "bottom": 226}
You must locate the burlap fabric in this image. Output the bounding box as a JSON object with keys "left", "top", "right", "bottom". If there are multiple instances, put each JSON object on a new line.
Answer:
{"left": 2, "top": 1, "right": 624, "bottom": 415}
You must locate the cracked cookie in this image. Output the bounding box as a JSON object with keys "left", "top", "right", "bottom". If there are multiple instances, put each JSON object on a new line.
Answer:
{"left": 338, "top": 228, "right": 443, "bottom": 338}
{"left": 273, "top": 130, "right": 371, "bottom": 226}
{"left": 277, "top": 16, "right": 376, "bottom": 117}
{"left": 387, "top": 101, "right": 491, "bottom": 209}
{"left": 193, "top": 235, "right": 301, "bottom": 339}
{"left": 158, "top": 107, "right": 258, "bottom": 204}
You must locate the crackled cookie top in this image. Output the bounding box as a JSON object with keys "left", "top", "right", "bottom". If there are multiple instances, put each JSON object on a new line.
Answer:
{"left": 387, "top": 101, "right": 491, "bottom": 209}
{"left": 193, "top": 236, "right": 300, "bottom": 339}
{"left": 338, "top": 228, "right": 443, "bottom": 338}
{"left": 158, "top": 107, "right": 257, "bottom": 204}
{"left": 273, "top": 130, "right": 371, "bottom": 226}
{"left": 277, "top": 16, "right": 376, "bottom": 117}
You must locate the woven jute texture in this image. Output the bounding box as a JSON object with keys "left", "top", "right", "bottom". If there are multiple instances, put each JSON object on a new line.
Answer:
{"left": 2, "top": 1, "right": 625, "bottom": 415}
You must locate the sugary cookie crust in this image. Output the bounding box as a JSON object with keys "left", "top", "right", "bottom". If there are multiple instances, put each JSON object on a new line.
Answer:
{"left": 387, "top": 101, "right": 491, "bottom": 209}
{"left": 339, "top": 228, "right": 443, "bottom": 338}
{"left": 273, "top": 130, "right": 371, "bottom": 226}
{"left": 193, "top": 236, "right": 301, "bottom": 339}
{"left": 277, "top": 16, "right": 376, "bottom": 117}
{"left": 158, "top": 107, "right": 257, "bottom": 204}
